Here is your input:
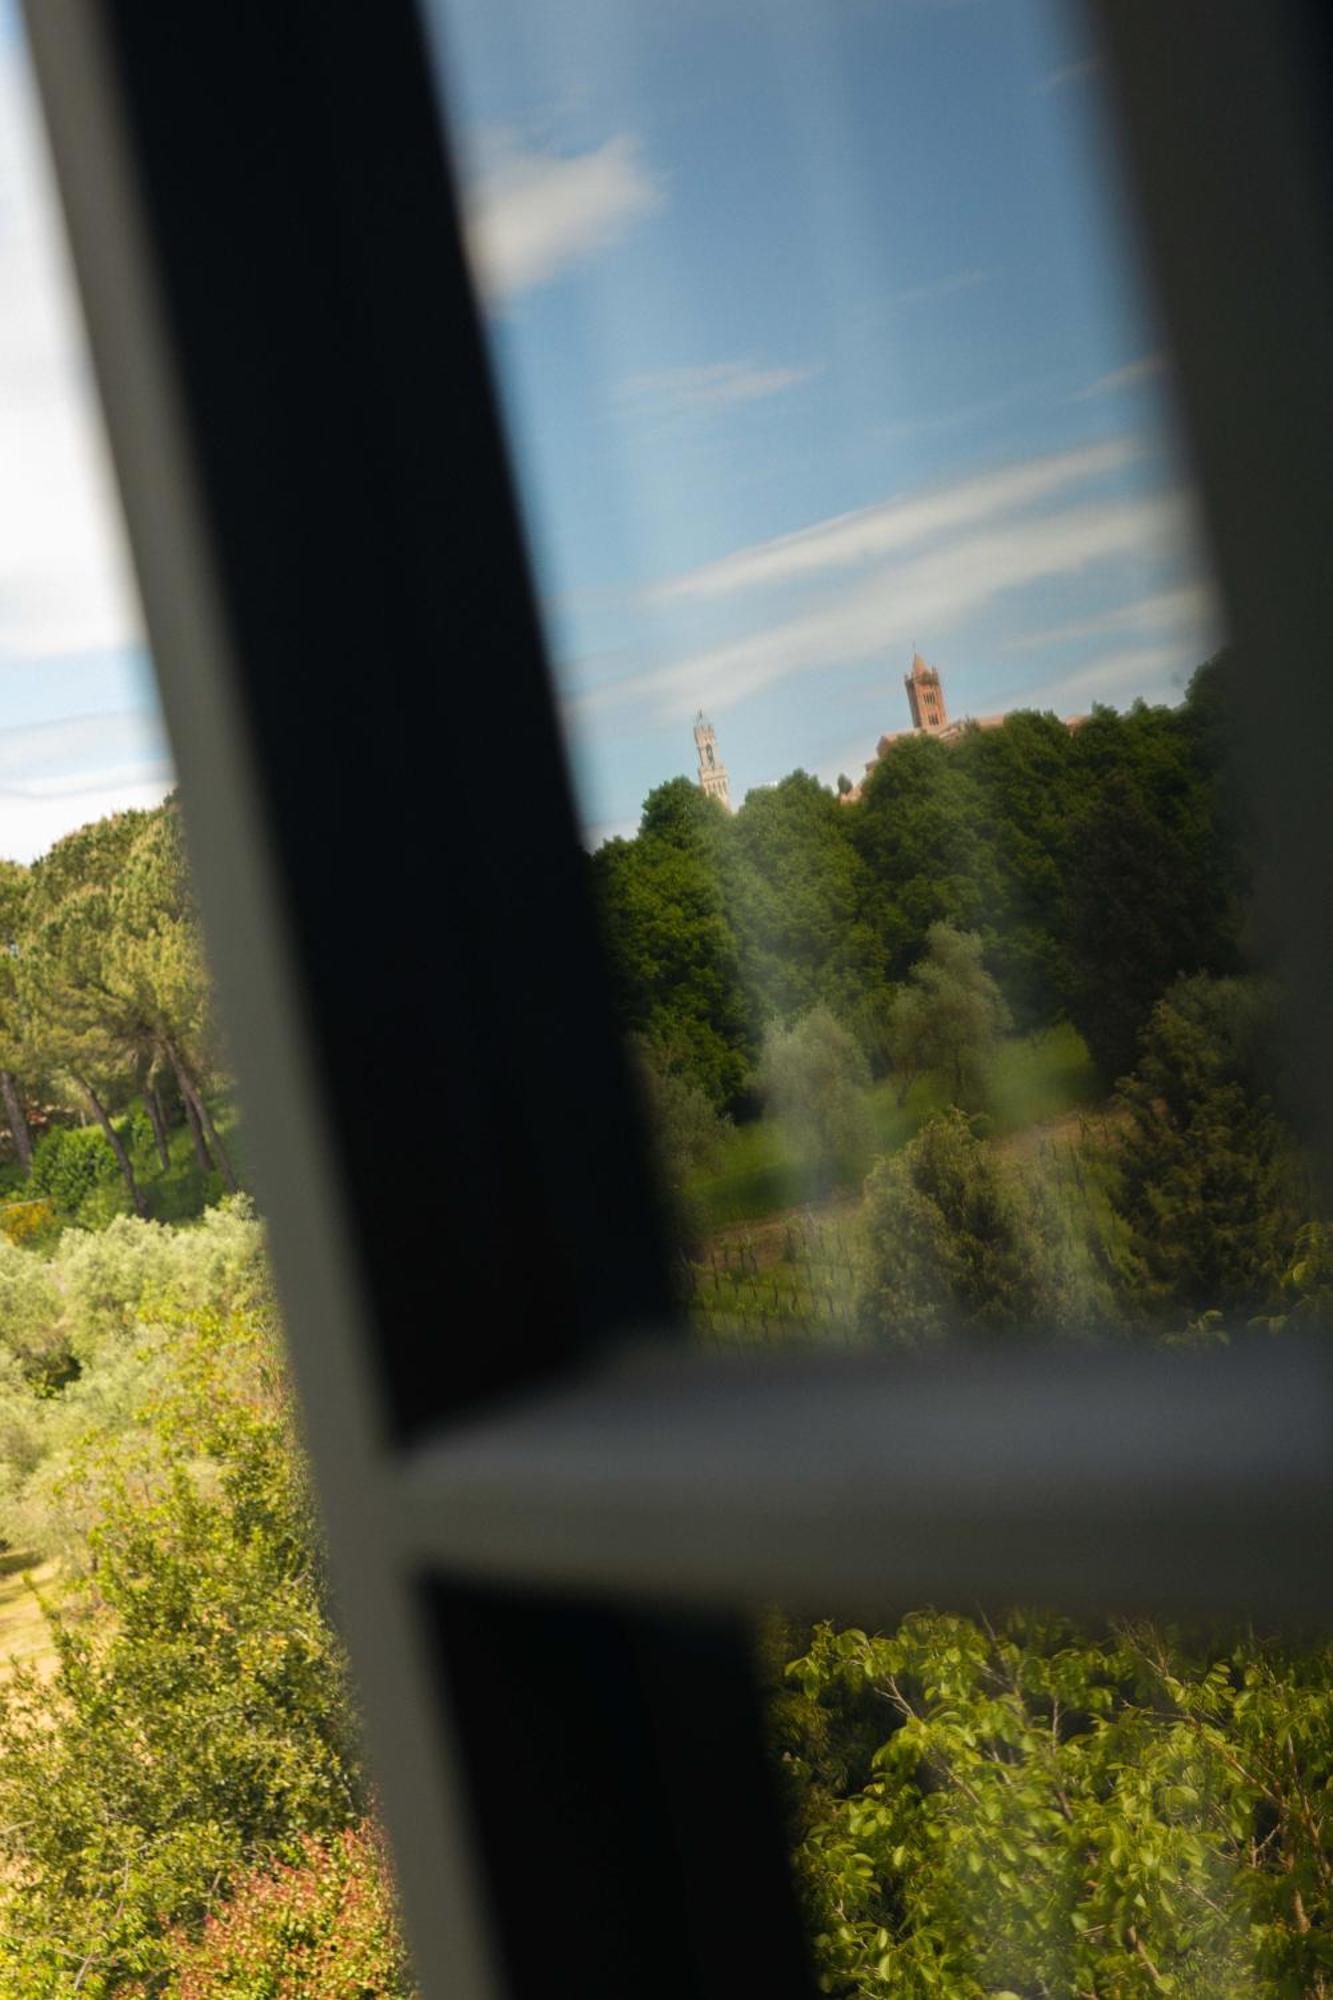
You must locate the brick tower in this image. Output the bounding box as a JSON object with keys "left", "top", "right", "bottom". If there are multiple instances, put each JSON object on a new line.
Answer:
{"left": 905, "top": 651, "right": 949, "bottom": 733}
{"left": 693, "top": 711, "right": 732, "bottom": 811}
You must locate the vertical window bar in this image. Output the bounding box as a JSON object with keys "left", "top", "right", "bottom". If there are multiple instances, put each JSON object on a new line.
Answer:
{"left": 22, "top": 2, "right": 812, "bottom": 1994}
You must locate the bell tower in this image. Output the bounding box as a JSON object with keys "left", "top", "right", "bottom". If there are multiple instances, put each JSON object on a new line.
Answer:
{"left": 693, "top": 711, "right": 732, "bottom": 811}
{"left": 905, "top": 651, "right": 949, "bottom": 733}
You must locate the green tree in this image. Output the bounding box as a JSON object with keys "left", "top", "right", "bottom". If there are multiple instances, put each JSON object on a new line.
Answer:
{"left": 0, "top": 1309, "right": 364, "bottom": 1995}
{"left": 20, "top": 815, "right": 154, "bottom": 1216}
{"left": 1064, "top": 671, "right": 1247, "bottom": 1084}
{"left": 0, "top": 860, "right": 34, "bottom": 1176}
{"left": 758, "top": 1005, "right": 873, "bottom": 1195}
{"left": 1112, "top": 975, "right": 1303, "bottom": 1322}
{"left": 952, "top": 709, "right": 1085, "bottom": 1029}
{"left": 631, "top": 1034, "right": 730, "bottom": 1253}
{"left": 592, "top": 780, "right": 753, "bottom": 1106}
{"left": 884, "top": 922, "right": 1010, "bottom": 1110}
{"left": 776, "top": 1611, "right": 1333, "bottom": 2000}
{"left": 850, "top": 734, "right": 1003, "bottom": 982}
{"left": 857, "top": 1108, "right": 1095, "bottom": 1341}
{"left": 728, "top": 772, "right": 882, "bottom": 1031}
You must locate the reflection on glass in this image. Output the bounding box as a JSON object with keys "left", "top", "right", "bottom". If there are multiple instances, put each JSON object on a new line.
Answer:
{"left": 430, "top": 0, "right": 1330, "bottom": 1989}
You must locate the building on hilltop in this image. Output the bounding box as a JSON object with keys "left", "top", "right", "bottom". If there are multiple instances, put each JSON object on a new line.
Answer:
{"left": 694, "top": 711, "right": 732, "bottom": 812}
{"left": 904, "top": 651, "right": 948, "bottom": 733}
{"left": 840, "top": 651, "right": 1087, "bottom": 802}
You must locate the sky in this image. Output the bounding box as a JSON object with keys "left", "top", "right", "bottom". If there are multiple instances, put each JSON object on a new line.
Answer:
{"left": 0, "top": 0, "right": 1221, "bottom": 861}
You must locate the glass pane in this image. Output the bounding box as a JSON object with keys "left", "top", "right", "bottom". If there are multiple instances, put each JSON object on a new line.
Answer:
{"left": 0, "top": 15, "right": 416, "bottom": 1988}
{"left": 425, "top": 0, "right": 1330, "bottom": 1990}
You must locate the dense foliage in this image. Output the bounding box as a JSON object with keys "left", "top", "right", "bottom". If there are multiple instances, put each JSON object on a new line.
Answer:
{"left": 772, "top": 1611, "right": 1333, "bottom": 1998}
{"left": 0, "top": 654, "right": 1329, "bottom": 1996}
{"left": 0, "top": 1214, "right": 389, "bottom": 1997}
{"left": 593, "top": 662, "right": 1246, "bottom": 1109}
{"left": 0, "top": 793, "right": 233, "bottom": 1223}
{"left": 161, "top": 1824, "right": 412, "bottom": 2000}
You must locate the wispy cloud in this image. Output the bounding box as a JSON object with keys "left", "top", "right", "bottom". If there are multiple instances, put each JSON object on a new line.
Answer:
{"left": 594, "top": 482, "right": 1192, "bottom": 723}
{"left": 651, "top": 437, "right": 1142, "bottom": 605}
{"left": 1074, "top": 352, "right": 1168, "bottom": 400}
{"left": 0, "top": 706, "right": 171, "bottom": 860}
{"left": 893, "top": 268, "right": 986, "bottom": 309}
{"left": 1003, "top": 581, "right": 1222, "bottom": 653}
{"left": 0, "top": 708, "right": 169, "bottom": 788}
{"left": 463, "top": 133, "right": 664, "bottom": 305}
{"left": 618, "top": 358, "right": 818, "bottom": 416}
{"left": 1036, "top": 57, "right": 1101, "bottom": 95}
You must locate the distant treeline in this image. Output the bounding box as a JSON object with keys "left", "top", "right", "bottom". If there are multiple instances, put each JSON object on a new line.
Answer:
{"left": 591, "top": 657, "right": 1247, "bottom": 1106}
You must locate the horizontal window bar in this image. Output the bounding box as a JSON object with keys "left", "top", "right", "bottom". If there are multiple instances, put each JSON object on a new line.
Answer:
{"left": 397, "top": 1339, "right": 1333, "bottom": 1626}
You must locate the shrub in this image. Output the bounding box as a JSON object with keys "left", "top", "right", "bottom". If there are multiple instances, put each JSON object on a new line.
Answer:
{"left": 0, "top": 1235, "right": 69, "bottom": 1387}
{"left": 0, "top": 1310, "right": 365, "bottom": 1993}
{"left": 0, "top": 1196, "right": 56, "bottom": 1247}
{"left": 30, "top": 1124, "right": 121, "bottom": 1215}
{"left": 165, "top": 1822, "right": 415, "bottom": 1999}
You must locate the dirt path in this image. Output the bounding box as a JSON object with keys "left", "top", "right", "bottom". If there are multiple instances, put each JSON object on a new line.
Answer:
{"left": 0, "top": 1554, "right": 59, "bottom": 1682}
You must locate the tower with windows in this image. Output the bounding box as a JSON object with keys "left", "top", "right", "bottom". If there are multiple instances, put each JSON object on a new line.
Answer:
{"left": 905, "top": 651, "right": 949, "bottom": 732}
{"left": 693, "top": 711, "right": 732, "bottom": 811}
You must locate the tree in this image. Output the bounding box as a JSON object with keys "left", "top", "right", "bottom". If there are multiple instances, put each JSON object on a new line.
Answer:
{"left": 1064, "top": 671, "right": 1247, "bottom": 1084}
{"left": 884, "top": 923, "right": 1009, "bottom": 1110}
{"left": 850, "top": 735, "right": 1003, "bottom": 982}
{"left": 0, "top": 860, "right": 34, "bottom": 1175}
{"left": 758, "top": 1006, "right": 873, "bottom": 1196}
{"left": 19, "top": 815, "right": 153, "bottom": 1217}
{"left": 1112, "top": 975, "right": 1303, "bottom": 1322}
{"left": 776, "top": 1610, "right": 1333, "bottom": 2000}
{"left": 856, "top": 1109, "right": 1056, "bottom": 1340}
{"left": 592, "top": 781, "right": 754, "bottom": 1107}
{"left": 631, "top": 1035, "right": 730, "bottom": 1253}
{"left": 728, "top": 772, "right": 882, "bottom": 1032}
{"left": 0, "top": 1308, "right": 365, "bottom": 1993}
{"left": 952, "top": 708, "right": 1085, "bottom": 1029}
{"left": 108, "top": 802, "right": 236, "bottom": 1189}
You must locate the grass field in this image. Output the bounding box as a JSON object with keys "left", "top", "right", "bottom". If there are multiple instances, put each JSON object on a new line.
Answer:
{"left": 694, "top": 1023, "right": 1100, "bottom": 1229}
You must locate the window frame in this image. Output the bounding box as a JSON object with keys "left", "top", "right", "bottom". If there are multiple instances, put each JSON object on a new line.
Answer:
{"left": 20, "top": 1, "right": 1333, "bottom": 1994}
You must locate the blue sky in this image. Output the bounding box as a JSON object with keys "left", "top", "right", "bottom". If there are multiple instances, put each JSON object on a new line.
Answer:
{"left": 430, "top": 0, "right": 1220, "bottom": 838}
{"left": 0, "top": 0, "right": 1219, "bottom": 859}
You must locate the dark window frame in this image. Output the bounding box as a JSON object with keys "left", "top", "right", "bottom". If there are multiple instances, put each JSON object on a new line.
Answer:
{"left": 21, "top": 2, "right": 1333, "bottom": 1994}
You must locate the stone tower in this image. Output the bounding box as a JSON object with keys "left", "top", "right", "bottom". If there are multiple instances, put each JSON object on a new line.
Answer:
{"left": 905, "top": 651, "right": 949, "bottom": 733}
{"left": 693, "top": 711, "right": 732, "bottom": 811}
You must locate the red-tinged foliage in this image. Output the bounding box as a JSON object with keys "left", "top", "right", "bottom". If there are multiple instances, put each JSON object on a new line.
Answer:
{"left": 169, "top": 1821, "right": 415, "bottom": 1999}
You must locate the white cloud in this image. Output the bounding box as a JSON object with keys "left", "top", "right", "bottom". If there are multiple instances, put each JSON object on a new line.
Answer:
{"left": 0, "top": 707, "right": 171, "bottom": 861}
{"left": 618, "top": 358, "right": 817, "bottom": 415}
{"left": 1003, "top": 581, "right": 1223, "bottom": 653}
{"left": 652, "top": 437, "right": 1142, "bottom": 605}
{"left": 0, "top": 41, "right": 143, "bottom": 668}
{"left": 464, "top": 133, "right": 664, "bottom": 304}
{"left": 1074, "top": 352, "right": 1169, "bottom": 400}
{"left": 0, "top": 706, "right": 166, "bottom": 786}
{"left": 594, "top": 484, "right": 1194, "bottom": 724}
